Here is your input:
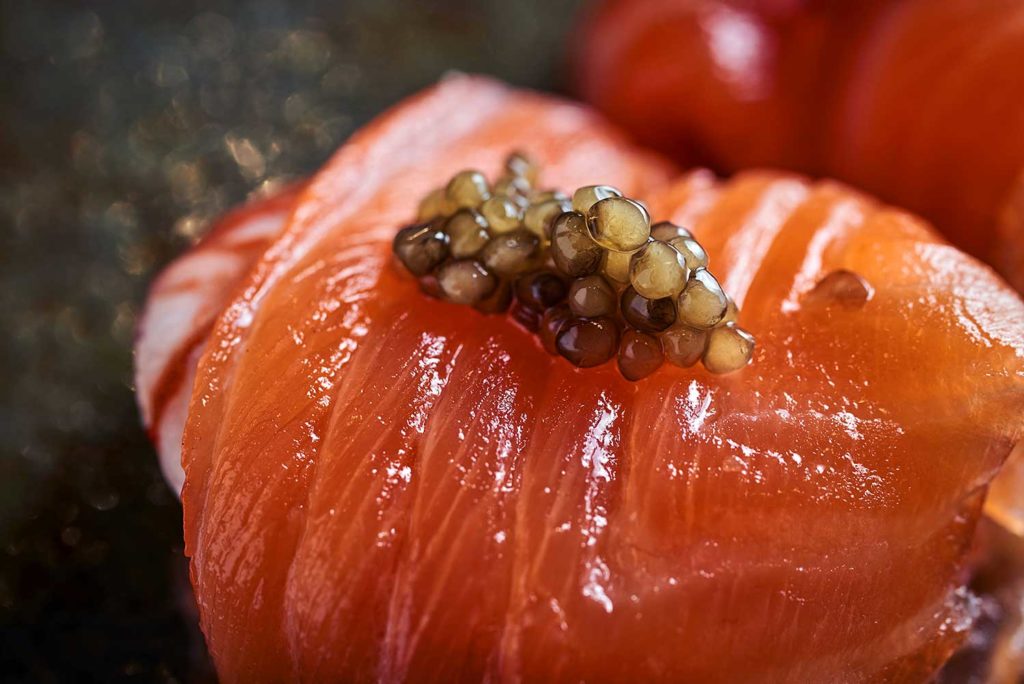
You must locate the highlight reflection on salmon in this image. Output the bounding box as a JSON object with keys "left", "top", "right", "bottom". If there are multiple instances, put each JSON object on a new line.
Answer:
{"left": 137, "top": 77, "right": 1024, "bottom": 681}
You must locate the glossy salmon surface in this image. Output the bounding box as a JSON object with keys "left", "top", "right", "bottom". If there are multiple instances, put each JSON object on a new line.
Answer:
{"left": 575, "top": 0, "right": 1024, "bottom": 289}
{"left": 163, "top": 76, "right": 1024, "bottom": 681}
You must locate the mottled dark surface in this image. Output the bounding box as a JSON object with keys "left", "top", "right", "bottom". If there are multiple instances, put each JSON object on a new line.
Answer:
{"left": 0, "top": 1, "right": 582, "bottom": 680}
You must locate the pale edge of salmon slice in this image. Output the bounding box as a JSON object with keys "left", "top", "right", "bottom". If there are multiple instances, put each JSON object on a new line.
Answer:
{"left": 134, "top": 183, "right": 301, "bottom": 493}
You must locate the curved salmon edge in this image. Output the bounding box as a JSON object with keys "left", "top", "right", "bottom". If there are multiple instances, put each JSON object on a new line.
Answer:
{"left": 182, "top": 86, "right": 1024, "bottom": 683}
{"left": 180, "top": 74, "right": 676, "bottom": 681}
{"left": 134, "top": 184, "right": 301, "bottom": 493}
{"left": 573, "top": 0, "right": 1024, "bottom": 280}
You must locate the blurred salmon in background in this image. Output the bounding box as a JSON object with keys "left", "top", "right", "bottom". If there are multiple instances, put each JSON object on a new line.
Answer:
{"left": 574, "top": 0, "right": 1024, "bottom": 290}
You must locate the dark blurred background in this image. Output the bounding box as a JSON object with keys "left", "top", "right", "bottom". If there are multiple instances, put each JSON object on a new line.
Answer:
{"left": 0, "top": 1, "right": 582, "bottom": 680}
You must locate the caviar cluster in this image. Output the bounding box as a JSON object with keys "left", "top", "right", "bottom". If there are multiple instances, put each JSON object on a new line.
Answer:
{"left": 392, "top": 153, "right": 755, "bottom": 380}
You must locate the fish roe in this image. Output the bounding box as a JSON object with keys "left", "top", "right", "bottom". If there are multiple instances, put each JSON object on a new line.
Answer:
{"left": 602, "top": 248, "right": 635, "bottom": 284}
{"left": 446, "top": 209, "right": 490, "bottom": 257}
{"left": 630, "top": 240, "right": 689, "bottom": 299}
{"left": 569, "top": 274, "right": 617, "bottom": 318}
{"left": 539, "top": 303, "right": 572, "bottom": 355}
{"left": 650, "top": 220, "right": 692, "bottom": 242}
{"left": 481, "top": 229, "right": 540, "bottom": 277}
{"left": 703, "top": 323, "right": 756, "bottom": 374}
{"left": 418, "top": 188, "right": 451, "bottom": 221}
{"left": 668, "top": 235, "right": 709, "bottom": 270}
{"left": 587, "top": 197, "right": 651, "bottom": 252}
{"left": 524, "top": 198, "right": 571, "bottom": 238}
{"left": 572, "top": 184, "right": 622, "bottom": 214}
{"left": 551, "top": 211, "right": 602, "bottom": 277}
{"left": 481, "top": 196, "right": 523, "bottom": 234}
{"left": 394, "top": 221, "right": 449, "bottom": 277}
{"left": 505, "top": 151, "right": 538, "bottom": 184}
{"left": 618, "top": 330, "right": 663, "bottom": 380}
{"left": 437, "top": 259, "right": 497, "bottom": 305}
{"left": 556, "top": 317, "right": 620, "bottom": 368}
{"left": 662, "top": 322, "right": 707, "bottom": 367}
{"left": 621, "top": 286, "right": 676, "bottom": 332}
{"left": 677, "top": 268, "right": 728, "bottom": 329}
{"left": 516, "top": 271, "right": 568, "bottom": 311}
{"left": 392, "top": 155, "right": 757, "bottom": 380}
{"left": 446, "top": 170, "right": 491, "bottom": 208}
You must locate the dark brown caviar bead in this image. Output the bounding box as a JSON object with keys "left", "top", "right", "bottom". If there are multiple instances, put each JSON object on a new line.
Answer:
{"left": 556, "top": 317, "right": 620, "bottom": 368}
{"left": 515, "top": 271, "right": 568, "bottom": 311}
{"left": 510, "top": 300, "right": 541, "bottom": 332}
{"left": 551, "top": 211, "right": 602, "bottom": 277}
{"left": 436, "top": 259, "right": 497, "bottom": 305}
{"left": 618, "top": 330, "right": 664, "bottom": 381}
{"left": 474, "top": 279, "right": 513, "bottom": 314}
{"left": 621, "top": 286, "right": 676, "bottom": 332}
{"left": 661, "top": 322, "right": 707, "bottom": 367}
{"left": 539, "top": 304, "right": 572, "bottom": 355}
{"left": 393, "top": 221, "right": 449, "bottom": 277}
{"left": 568, "top": 274, "right": 617, "bottom": 318}
{"left": 480, "top": 229, "right": 540, "bottom": 277}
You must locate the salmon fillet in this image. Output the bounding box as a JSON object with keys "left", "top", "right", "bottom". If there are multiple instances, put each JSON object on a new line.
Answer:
{"left": 145, "top": 77, "right": 1024, "bottom": 681}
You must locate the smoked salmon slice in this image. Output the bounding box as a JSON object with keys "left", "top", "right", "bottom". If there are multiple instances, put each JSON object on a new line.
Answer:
{"left": 574, "top": 0, "right": 1024, "bottom": 289}
{"left": 146, "top": 76, "right": 1024, "bottom": 681}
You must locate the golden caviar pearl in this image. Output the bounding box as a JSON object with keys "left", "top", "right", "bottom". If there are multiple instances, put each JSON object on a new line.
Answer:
{"left": 572, "top": 185, "right": 622, "bottom": 214}
{"left": 505, "top": 151, "right": 538, "bottom": 184}
{"left": 587, "top": 197, "right": 651, "bottom": 252}
{"left": 539, "top": 303, "right": 572, "bottom": 355}
{"left": 446, "top": 170, "right": 491, "bottom": 208}
{"left": 556, "top": 317, "right": 620, "bottom": 368}
{"left": 480, "top": 229, "right": 540, "bottom": 277}
{"left": 418, "top": 188, "right": 451, "bottom": 221}
{"left": 703, "top": 323, "right": 755, "bottom": 374}
{"left": 524, "top": 198, "right": 570, "bottom": 238}
{"left": 677, "top": 268, "right": 728, "bottom": 329}
{"left": 551, "top": 211, "right": 602, "bottom": 277}
{"left": 601, "top": 248, "right": 635, "bottom": 284}
{"left": 445, "top": 209, "right": 490, "bottom": 258}
{"left": 494, "top": 174, "right": 531, "bottom": 204}
{"left": 668, "top": 235, "right": 709, "bottom": 270}
{"left": 650, "top": 221, "right": 692, "bottom": 242}
{"left": 629, "top": 240, "right": 689, "bottom": 299}
{"left": 618, "top": 330, "right": 663, "bottom": 381}
{"left": 568, "top": 275, "right": 617, "bottom": 318}
{"left": 721, "top": 296, "right": 739, "bottom": 324}
{"left": 437, "top": 259, "right": 497, "bottom": 305}
{"left": 393, "top": 221, "right": 449, "bottom": 277}
{"left": 621, "top": 286, "right": 676, "bottom": 332}
{"left": 480, "top": 195, "right": 523, "bottom": 234}
{"left": 515, "top": 271, "right": 568, "bottom": 311}
{"left": 661, "top": 322, "right": 707, "bottom": 367}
